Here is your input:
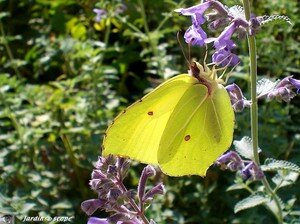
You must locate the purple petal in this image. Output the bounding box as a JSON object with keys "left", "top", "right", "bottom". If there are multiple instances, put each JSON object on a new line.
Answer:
{"left": 217, "top": 151, "right": 235, "bottom": 164}
{"left": 267, "top": 77, "right": 299, "bottom": 102}
{"left": 275, "top": 76, "right": 291, "bottom": 88}
{"left": 184, "top": 25, "right": 207, "bottom": 46}
{"left": 107, "top": 188, "right": 122, "bottom": 201}
{"left": 143, "top": 183, "right": 165, "bottom": 202}
{"left": 241, "top": 162, "right": 264, "bottom": 181}
{"left": 91, "top": 170, "right": 106, "bottom": 179}
{"left": 214, "top": 22, "right": 237, "bottom": 49}
{"left": 289, "top": 77, "right": 300, "bottom": 93}
{"left": 225, "top": 83, "right": 250, "bottom": 112}
{"left": 88, "top": 217, "right": 109, "bottom": 224}
{"left": 212, "top": 47, "right": 240, "bottom": 67}
{"left": 175, "top": 1, "right": 229, "bottom": 26}
{"left": 81, "top": 199, "right": 106, "bottom": 216}
{"left": 268, "top": 87, "right": 296, "bottom": 102}
{"left": 93, "top": 8, "right": 107, "bottom": 22}
{"left": 216, "top": 151, "right": 244, "bottom": 171}
{"left": 174, "top": 1, "right": 212, "bottom": 25}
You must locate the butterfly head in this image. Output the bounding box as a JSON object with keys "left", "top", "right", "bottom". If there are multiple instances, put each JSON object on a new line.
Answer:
{"left": 189, "top": 61, "right": 226, "bottom": 94}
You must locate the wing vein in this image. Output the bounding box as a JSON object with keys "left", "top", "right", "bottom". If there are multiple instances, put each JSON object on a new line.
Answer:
{"left": 162, "top": 92, "right": 208, "bottom": 149}
{"left": 210, "top": 98, "right": 222, "bottom": 134}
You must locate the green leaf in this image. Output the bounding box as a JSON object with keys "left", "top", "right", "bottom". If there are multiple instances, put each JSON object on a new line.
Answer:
{"left": 51, "top": 201, "right": 72, "bottom": 209}
{"left": 272, "top": 171, "right": 299, "bottom": 188}
{"left": 261, "top": 158, "right": 300, "bottom": 173}
{"left": 21, "top": 203, "right": 36, "bottom": 213}
{"left": 0, "top": 12, "right": 9, "bottom": 19}
{"left": 234, "top": 194, "right": 268, "bottom": 213}
{"left": 233, "top": 136, "right": 261, "bottom": 160}
{"left": 226, "top": 183, "right": 245, "bottom": 191}
{"left": 260, "top": 15, "right": 293, "bottom": 27}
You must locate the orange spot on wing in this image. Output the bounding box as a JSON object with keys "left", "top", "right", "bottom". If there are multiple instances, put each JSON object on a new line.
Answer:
{"left": 184, "top": 135, "right": 191, "bottom": 141}
{"left": 147, "top": 111, "right": 154, "bottom": 116}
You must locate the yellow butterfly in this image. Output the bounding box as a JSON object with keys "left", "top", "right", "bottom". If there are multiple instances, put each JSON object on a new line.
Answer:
{"left": 102, "top": 61, "right": 234, "bottom": 176}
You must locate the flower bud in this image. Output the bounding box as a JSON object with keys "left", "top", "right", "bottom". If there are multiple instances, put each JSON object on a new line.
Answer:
{"left": 216, "top": 151, "right": 244, "bottom": 171}
{"left": 138, "top": 165, "right": 156, "bottom": 201}
{"left": 226, "top": 84, "right": 250, "bottom": 112}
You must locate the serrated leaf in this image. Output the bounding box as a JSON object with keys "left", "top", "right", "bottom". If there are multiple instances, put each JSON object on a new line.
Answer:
{"left": 226, "top": 183, "right": 245, "bottom": 191}
{"left": 260, "top": 15, "right": 293, "bottom": 27}
{"left": 234, "top": 194, "right": 268, "bottom": 213}
{"left": 261, "top": 158, "right": 300, "bottom": 173}
{"left": 272, "top": 171, "right": 299, "bottom": 188}
{"left": 233, "top": 136, "right": 261, "bottom": 160}
{"left": 257, "top": 78, "right": 277, "bottom": 96}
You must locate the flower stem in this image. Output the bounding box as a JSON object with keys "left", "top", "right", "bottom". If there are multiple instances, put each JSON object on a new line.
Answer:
{"left": 118, "top": 181, "right": 150, "bottom": 224}
{"left": 242, "top": 0, "right": 283, "bottom": 223}
{"left": 137, "top": 0, "right": 163, "bottom": 76}
{"left": 0, "top": 20, "right": 21, "bottom": 78}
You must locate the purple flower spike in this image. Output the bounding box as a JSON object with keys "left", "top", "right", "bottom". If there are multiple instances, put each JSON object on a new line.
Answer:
{"left": 184, "top": 25, "right": 207, "bottom": 46}
{"left": 226, "top": 83, "right": 250, "bottom": 112}
{"left": 93, "top": 8, "right": 107, "bottom": 22}
{"left": 138, "top": 165, "right": 156, "bottom": 201}
{"left": 83, "top": 156, "right": 164, "bottom": 223}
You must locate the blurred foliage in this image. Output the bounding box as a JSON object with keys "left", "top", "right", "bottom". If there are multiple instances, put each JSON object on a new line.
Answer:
{"left": 0, "top": 0, "right": 299, "bottom": 223}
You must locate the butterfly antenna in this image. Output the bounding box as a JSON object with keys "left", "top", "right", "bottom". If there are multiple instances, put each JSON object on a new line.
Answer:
{"left": 203, "top": 45, "right": 209, "bottom": 72}
{"left": 225, "top": 61, "right": 240, "bottom": 84}
{"left": 188, "top": 42, "right": 191, "bottom": 64}
{"left": 177, "top": 31, "right": 190, "bottom": 67}
{"left": 214, "top": 54, "right": 233, "bottom": 73}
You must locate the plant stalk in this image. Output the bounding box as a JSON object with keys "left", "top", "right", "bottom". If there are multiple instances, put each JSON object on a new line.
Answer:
{"left": 118, "top": 181, "right": 150, "bottom": 224}
{"left": 138, "top": 0, "right": 163, "bottom": 77}
{"left": 242, "top": 0, "right": 283, "bottom": 223}
{"left": 0, "top": 20, "right": 21, "bottom": 78}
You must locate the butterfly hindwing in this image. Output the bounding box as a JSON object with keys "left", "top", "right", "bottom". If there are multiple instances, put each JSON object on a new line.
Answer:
{"left": 158, "top": 84, "right": 234, "bottom": 176}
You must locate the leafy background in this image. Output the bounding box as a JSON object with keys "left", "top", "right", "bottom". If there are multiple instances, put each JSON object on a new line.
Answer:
{"left": 0, "top": 0, "right": 299, "bottom": 223}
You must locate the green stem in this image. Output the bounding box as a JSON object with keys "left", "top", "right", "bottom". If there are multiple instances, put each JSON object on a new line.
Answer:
{"left": 60, "top": 133, "right": 87, "bottom": 197}
{"left": 115, "top": 15, "right": 144, "bottom": 35}
{"left": 242, "top": 1, "right": 283, "bottom": 223}
{"left": 137, "top": 0, "right": 162, "bottom": 76}
{"left": 155, "top": 0, "right": 186, "bottom": 32}
{"left": 98, "top": 20, "right": 111, "bottom": 66}
{"left": 58, "top": 109, "right": 87, "bottom": 197}
{"left": 0, "top": 91, "right": 24, "bottom": 145}
{"left": 0, "top": 20, "right": 21, "bottom": 78}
